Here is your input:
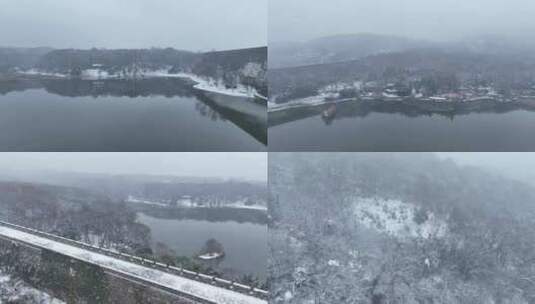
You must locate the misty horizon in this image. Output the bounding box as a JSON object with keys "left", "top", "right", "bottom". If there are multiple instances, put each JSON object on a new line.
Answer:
{"left": 269, "top": 31, "right": 535, "bottom": 45}
{"left": 0, "top": 153, "right": 267, "bottom": 182}
{"left": 0, "top": 45, "right": 267, "bottom": 53}
{"left": 269, "top": 0, "right": 535, "bottom": 44}
{"left": 0, "top": 0, "right": 267, "bottom": 52}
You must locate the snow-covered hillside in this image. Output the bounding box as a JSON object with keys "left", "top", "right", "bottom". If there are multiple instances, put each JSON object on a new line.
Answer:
{"left": 0, "top": 273, "right": 65, "bottom": 304}
{"left": 353, "top": 197, "right": 448, "bottom": 239}
{"left": 269, "top": 153, "right": 535, "bottom": 304}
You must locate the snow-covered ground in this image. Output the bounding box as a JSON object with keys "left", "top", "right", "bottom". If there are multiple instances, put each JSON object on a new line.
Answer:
{"left": 20, "top": 69, "right": 67, "bottom": 78}
{"left": 353, "top": 197, "right": 448, "bottom": 239}
{"left": 126, "top": 195, "right": 169, "bottom": 208}
{"left": 0, "top": 273, "right": 65, "bottom": 304}
{"left": 226, "top": 202, "right": 267, "bottom": 211}
{"left": 0, "top": 226, "right": 265, "bottom": 304}
{"left": 269, "top": 81, "right": 360, "bottom": 111}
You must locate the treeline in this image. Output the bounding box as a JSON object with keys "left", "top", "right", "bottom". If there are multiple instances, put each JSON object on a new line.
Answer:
{"left": 0, "top": 181, "right": 151, "bottom": 253}
{"left": 36, "top": 48, "right": 198, "bottom": 74}
{"left": 193, "top": 47, "right": 267, "bottom": 96}
{"left": 0, "top": 171, "right": 267, "bottom": 209}
{"left": 270, "top": 48, "right": 535, "bottom": 103}
{"left": 139, "top": 180, "right": 267, "bottom": 204}
{"left": 0, "top": 47, "right": 52, "bottom": 72}
{"left": 0, "top": 46, "right": 268, "bottom": 95}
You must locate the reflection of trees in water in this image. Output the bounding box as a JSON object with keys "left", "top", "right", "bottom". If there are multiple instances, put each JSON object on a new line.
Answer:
{"left": 194, "top": 101, "right": 226, "bottom": 122}
{"left": 270, "top": 100, "right": 533, "bottom": 127}
{"left": 0, "top": 79, "right": 42, "bottom": 95}
{"left": 0, "top": 78, "right": 267, "bottom": 146}
{"left": 0, "top": 78, "right": 198, "bottom": 98}
{"left": 40, "top": 78, "right": 196, "bottom": 98}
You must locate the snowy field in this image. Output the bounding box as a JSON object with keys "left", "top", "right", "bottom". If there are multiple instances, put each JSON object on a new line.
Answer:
{"left": 0, "top": 226, "right": 265, "bottom": 304}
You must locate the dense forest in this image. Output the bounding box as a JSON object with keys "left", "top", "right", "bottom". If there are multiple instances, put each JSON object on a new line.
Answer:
{"left": 269, "top": 153, "right": 535, "bottom": 303}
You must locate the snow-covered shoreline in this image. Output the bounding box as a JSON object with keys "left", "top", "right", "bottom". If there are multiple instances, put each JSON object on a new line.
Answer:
{"left": 127, "top": 196, "right": 267, "bottom": 211}
{"left": 18, "top": 69, "right": 260, "bottom": 99}
{"left": 268, "top": 95, "right": 354, "bottom": 112}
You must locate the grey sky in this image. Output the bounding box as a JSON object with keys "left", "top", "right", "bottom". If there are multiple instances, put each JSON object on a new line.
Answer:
{"left": 269, "top": 0, "right": 535, "bottom": 43}
{"left": 438, "top": 153, "right": 535, "bottom": 186}
{"left": 0, "top": 153, "right": 267, "bottom": 182}
{"left": 0, "top": 0, "right": 267, "bottom": 51}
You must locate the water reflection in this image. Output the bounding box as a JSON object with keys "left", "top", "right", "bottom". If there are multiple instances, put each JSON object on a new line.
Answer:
{"left": 269, "top": 100, "right": 535, "bottom": 151}
{"left": 269, "top": 99, "right": 535, "bottom": 127}
{"left": 0, "top": 78, "right": 266, "bottom": 150}
{"left": 137, "top": 211, "right": 267, "bottom": 279}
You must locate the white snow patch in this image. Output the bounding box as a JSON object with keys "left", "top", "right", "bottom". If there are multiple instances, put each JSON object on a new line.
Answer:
{"left": 198, "top": 252, "right": 224, "bottom": 260}
{"left": 145, "top": 71, "right": 259, "bottom": 99}
{"left": 20, "top": 69, "right": 67, "bottom": 78}
{"left": 126, "top": 195, "right": 168, "bottom": 208}
{"left": 19, "top": 68, "right": 261, "bottom": 99}
{"left": 284, "top": 290, "right": 293, "bottom": 300}
{"left": 226, "top": 202, "right": 267, "bottom": 211}
{"left": 240, "top": 62, "right": 263, "bottom": 78}
{"left": 269, "top": 95, "right": 329, "bottom": 111}
{"left": 353, "top": 197, "right": 447, "bottom": 239}
{"left": 81, "top": 68, "right": 110, "bottom": 80}
{"left": 0, "top": 274, "right": 65, "bottom": 303}
{"left": 327, "top": 260, "right": 340, "bottom": 267}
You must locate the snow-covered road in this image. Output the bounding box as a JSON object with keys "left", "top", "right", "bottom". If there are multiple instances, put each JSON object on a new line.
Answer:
{"left": 0, "top": 225, "right": 266, "bottom": 304}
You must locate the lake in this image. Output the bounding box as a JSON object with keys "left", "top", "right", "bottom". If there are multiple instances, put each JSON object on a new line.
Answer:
{"left": 269, "top": 104, "right": 535, "bottom": 151}
{"left": 0, "top": 78, "right": 266, "bottom": 151}
{"left": 137, "top": 212, "right": 267, "bottom": 280}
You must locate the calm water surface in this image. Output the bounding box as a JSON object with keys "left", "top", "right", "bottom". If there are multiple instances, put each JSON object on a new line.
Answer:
{"left": 137, "top": 212, "right": 267, "bottom": 279}
{"left": 270, "top": 109, "right": 535, "bottom": 151}
{"left": 0, "top": 79, "right": 265, "bottom": 151}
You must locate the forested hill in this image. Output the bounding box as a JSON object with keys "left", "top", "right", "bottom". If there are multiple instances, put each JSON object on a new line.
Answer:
{"left": 0, "top": 181, "right": 150, "bottom": 253}
{"left": 0, "top": 171, "right": 267, "bottom": 206}
{"left": 194, "top": 47, "right": 267, "bottom": 74}
{"left": 0, "top": 46, "right": 267, "bottom": 95}
{"left": 193, "top": 47, "right": 267, "bottom": 95}
{"left": 36, "top": 48, "right": 198, "bottom": 72}
{"left": 269, "top": 153, "right": 535, "bottom": 303}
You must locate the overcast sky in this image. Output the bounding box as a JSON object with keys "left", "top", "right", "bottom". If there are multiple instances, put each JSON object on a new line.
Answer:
{"left": 0, "top": 153, "right": 267, "bottom": 182}
{"left": 438, "top": 153, "right": 535, "bottom": 186}
{"left": 270, "top": 0, "right": 535, "bottom": 43}
{"left": 0, "top": 0, "right": 267, "bottom": 51}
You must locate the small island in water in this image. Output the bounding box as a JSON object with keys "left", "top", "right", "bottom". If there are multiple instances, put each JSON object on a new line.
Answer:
{"left": 198, "top": 238, "right": 225, "bottom": 260}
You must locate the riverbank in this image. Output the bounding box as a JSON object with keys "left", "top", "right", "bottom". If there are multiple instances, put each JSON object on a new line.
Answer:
{"left": 14, "top": 69, "right": 260, "bottom": 99}
{"left": 269, "top": 95, "right": 535, "bottom": 113}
